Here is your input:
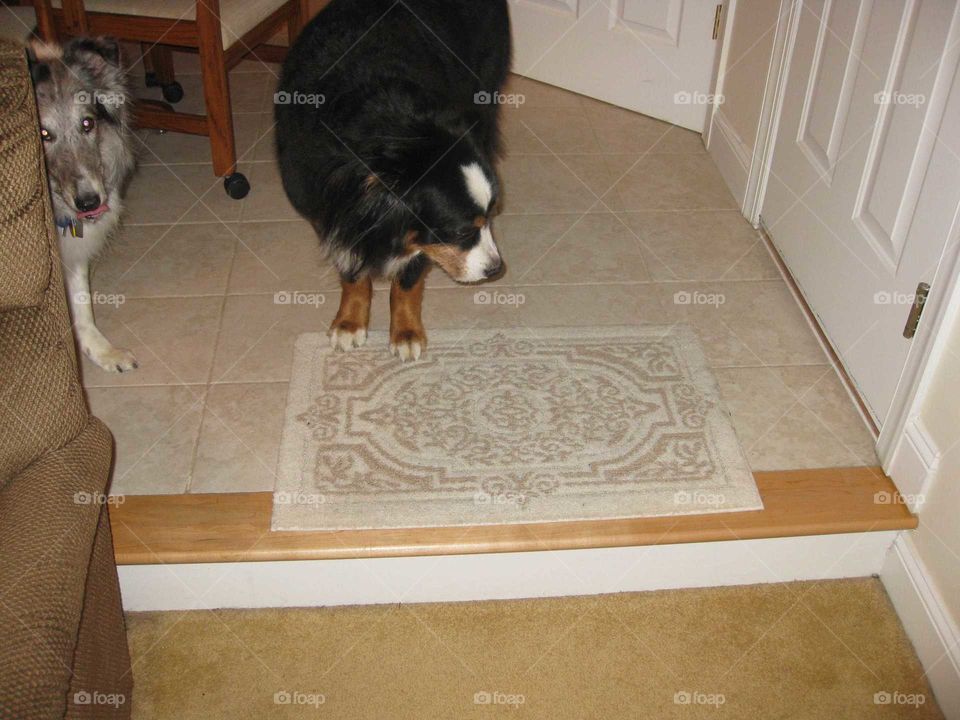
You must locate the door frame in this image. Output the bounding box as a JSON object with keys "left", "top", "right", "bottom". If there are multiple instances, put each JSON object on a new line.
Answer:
{"left": 703, "top": 0, "right": 735, "bottom": 151}
{"left": 742, "top": 0, "right": 795, "bottom": 223}
{"left": 735, "top": 0, "right": 960, "bottom": 494}
{"left": 879, "top": 210, "right": 960, "bottom": 503}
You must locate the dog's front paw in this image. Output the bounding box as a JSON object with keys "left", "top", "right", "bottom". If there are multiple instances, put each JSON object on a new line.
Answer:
{"left": 86, "top": 344, "right": 139, "bottom": 373}
{"left": 390, "top": 328, "right": 426, "bottom": 362}
{"left": 328, "top": 321, "right": 368, "bottom": 351}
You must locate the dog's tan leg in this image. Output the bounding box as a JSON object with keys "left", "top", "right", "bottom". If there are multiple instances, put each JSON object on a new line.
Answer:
{"left": 390, "top": 269, "right": 427, "bottom": 362}
{"left": 329, "top": 276, "right": 372, "bottom": 351}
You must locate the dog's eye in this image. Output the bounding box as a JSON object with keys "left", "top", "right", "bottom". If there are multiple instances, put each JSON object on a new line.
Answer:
{"left": 81, "top": 118, "right": 96, "bottom": 133}
{"left": 40, "top": 127, "right": 53, "bottom": 142}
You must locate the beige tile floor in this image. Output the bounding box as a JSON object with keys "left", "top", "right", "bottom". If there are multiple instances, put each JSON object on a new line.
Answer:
{"left": 86, "top": 62, "right": 879, "bottom": 495}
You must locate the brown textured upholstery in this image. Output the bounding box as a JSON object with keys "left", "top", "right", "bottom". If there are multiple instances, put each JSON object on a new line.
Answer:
{"left": 0, "top": 41, "right": 51, "bottom": 313}
{"left": 0, "top": 40, "right": 87, "bottom": 486}
{"left": 0, "top": 39, "right": 132, "bottom": 719}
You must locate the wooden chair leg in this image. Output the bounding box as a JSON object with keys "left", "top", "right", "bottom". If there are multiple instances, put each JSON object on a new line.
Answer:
{"left": 60, "top": 0, "right": 88, "bottom": 34}
{"left": 32, "top": 0, "right": 59, "bottom": 42}
{"left": 154, "top": 46, "right": 177, "bottom": 86}
{"left": 195, "top": 0, "right": 246, "bottom": 197}
{"left": 143, "top": 44, "right": 184, "bottom": 103}
{"left": 289, "top": 0, "right": 310, "bottom": 44}
{"left": 146, "top": 44, "right": 176, "bottom": 86}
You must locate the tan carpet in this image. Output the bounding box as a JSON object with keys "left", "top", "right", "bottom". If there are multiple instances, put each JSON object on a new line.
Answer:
{"left": 273, "top": 325, "right": 760, "bottom": 530}
{"left": 126, "top": 578, "right": 943, "bottom": 719}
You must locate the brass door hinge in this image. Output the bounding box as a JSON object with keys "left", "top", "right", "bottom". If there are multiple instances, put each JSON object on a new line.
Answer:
{"left": 712, "top": 4, "right": 723, "bottom": 40}
{"left": 902, "top": 282, "right": 930, "bottom": 339}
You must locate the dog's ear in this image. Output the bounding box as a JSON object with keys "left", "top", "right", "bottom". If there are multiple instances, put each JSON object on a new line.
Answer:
{"left": 63, "top": 37, "right": 127, "bottom": 124}
{"left": 26, "top": 38, "right": 60, "bottom": 85}
{"left": 63, "top": 36, "right": 121, "bottom": 68}
{"left": 27, "top": 38, "right": 61, "bottom": 62}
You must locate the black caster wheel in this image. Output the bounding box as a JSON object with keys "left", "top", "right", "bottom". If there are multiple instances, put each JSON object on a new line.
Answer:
{"left": 161, "top": 81, "right": 184, "bottom": 104}
{"left": 145, "top": 74, "right": 184, "bottom": 104}
{"left": 224, "top": 172, "right": 250, "bottom": 200}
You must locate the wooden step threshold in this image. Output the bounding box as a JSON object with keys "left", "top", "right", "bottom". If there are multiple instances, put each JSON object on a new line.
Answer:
{"left": 109, "top": 467, "right": 916, "bottom": 566}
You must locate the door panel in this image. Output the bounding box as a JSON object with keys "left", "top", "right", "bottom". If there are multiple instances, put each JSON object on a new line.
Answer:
{"left": 616, "top": 0, "right": 682, "bottom": 43}
{"left": 762, "top": 0, "right": 960, "bottom": 425}
{"left": 508, "top": 0, "right": 720, "bottom": 130}
{"left": 523, "top": 0, "right": 578, "bottom": 12}
{"left": 853, "top": 0, "right": 945, "bottom": 271}
{"left": 795, "top": 0, "right": 872, "bottom": 183}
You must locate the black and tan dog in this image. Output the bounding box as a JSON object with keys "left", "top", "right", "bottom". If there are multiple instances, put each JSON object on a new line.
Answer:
{"left": 275, "top": 0, "right": 511, "bottom": 361}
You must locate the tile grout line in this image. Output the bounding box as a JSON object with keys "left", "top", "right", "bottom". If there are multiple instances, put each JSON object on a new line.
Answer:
{"left": 182, "top": 223, "right": 244, "bottom": 494}
{"left": 120, "top": 208, "right": 747, "bottom": 227}
{"left": 135, "top": 152, "right": 711, "bottom": 168}
{"left": 100, "top": 277, "right": 818, "bottom": 301}
{"left": 85, "top": 361, "right": 835, "bottom": 391}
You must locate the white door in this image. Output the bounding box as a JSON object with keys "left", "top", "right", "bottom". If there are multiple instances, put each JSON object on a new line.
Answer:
{"left": 762, "top": 0, "right": 960, "bottom": 426}
{"left": 509, "top": 0, "right": 723, "bottom": 131}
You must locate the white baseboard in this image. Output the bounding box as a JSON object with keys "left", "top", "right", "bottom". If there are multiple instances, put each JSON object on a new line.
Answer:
{"left": 885, "top": 418, "right": 941, "bottom": 511}
{"left": 881, "top": 534, "right": 960, "bottom": 719}
{"left": 707, "top": 109, "right": 751, "bottom": 211}
{"left": 120, "top": 531, "right": 897, "bottom": 612}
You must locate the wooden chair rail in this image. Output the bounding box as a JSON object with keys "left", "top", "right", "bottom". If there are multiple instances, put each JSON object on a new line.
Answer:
{"left": 50, "top": 11, "right": 199, "bottom": 47}
{"left": 133, "top": 103, "right": 207, "bottom": 135}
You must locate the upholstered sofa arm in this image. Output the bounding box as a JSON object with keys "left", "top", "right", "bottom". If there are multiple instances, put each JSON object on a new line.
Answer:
{"left": 0, "top": 418, "right": 131, "bottom": 719}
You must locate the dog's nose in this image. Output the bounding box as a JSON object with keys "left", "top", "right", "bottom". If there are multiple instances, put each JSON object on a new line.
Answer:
{"left": 75, "top": 193, "right": 101, "bottom": 212}
{"left": 483, "top": 259, "right": 503, "bottom": 279}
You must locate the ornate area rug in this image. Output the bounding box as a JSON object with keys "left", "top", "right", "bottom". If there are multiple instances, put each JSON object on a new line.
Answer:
{"left": 272, "top": 326, "right": 761, "bottom": 530}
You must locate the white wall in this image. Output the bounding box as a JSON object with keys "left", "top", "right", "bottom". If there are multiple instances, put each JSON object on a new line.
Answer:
{"left": 880, "top": 286, "right": 960, "bottom": 717}
{"left": 912, "top": 306, "right": 960, "bottom": 622}
{"left": 707, "top": 0, "right": 782, "bottom": 209}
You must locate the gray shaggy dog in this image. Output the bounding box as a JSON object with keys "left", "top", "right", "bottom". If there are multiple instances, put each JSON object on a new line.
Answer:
{"left": 28, "top": 36, "right": 137, "bottom": 372}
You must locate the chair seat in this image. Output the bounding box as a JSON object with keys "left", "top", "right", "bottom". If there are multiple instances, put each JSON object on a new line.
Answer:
{"left": 51, "top": 0, "right": 288, "bottom": 49}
